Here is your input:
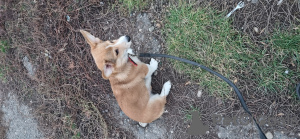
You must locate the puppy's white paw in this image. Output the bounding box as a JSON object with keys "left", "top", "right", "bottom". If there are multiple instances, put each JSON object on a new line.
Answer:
{"left": 160, "top": 81, "right": 171, "bottom": 96}
{"left": 139, "top": 122, "right": 148, "bottom": 127}
{"left": 150, "top": 58, "right": 158, "bottom": 70}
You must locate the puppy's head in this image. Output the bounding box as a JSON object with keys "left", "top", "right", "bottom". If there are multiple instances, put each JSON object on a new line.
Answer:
{"left": 80, "top": 30, "right": 132, "bottom": 79}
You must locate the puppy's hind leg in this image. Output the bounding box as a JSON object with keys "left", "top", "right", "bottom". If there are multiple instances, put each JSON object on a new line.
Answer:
{"left": 160, "top": 81, "right": 171, "bottom": 97}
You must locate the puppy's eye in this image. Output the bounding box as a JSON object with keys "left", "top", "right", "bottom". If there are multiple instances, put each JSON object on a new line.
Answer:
{"left": 115, "top": 49, "right": 119, "bottom": 55}
{"left": 109, "top": 40, "right": 114, "bottom": 43}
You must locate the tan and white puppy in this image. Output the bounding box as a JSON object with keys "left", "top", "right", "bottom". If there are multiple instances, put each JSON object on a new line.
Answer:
{"left": 80, "top": 30, "right": 171, "bottom": 127}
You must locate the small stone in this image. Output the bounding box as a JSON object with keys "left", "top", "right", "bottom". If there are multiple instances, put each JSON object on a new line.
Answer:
{"left": 149, "top": 26, "right": 155, "bottom": 32}
{"left": 170, "top": 131, "right": 173, "bottom": 133}
{"left": 105, "top": 110, "right": 108, "bottom": 112}
{"left": 285, "top": 70, "right": 288, "bottom": 74}
{"left": 277, "top": 0, "right": 283, "bottom": 5}
{"left": 154, "top": 71, "right": 158, "bottom": 76}
{"left": 266, "top": 131, "right": 273, "bottom": 139}
{"left": 66, "top": 15, "right": 70, "bottom": 22}
{"left": 254, "top": 27, "right": 259, "bottom": 33}
{"left": 139, "top": 29, "right": 142, "bottom": 32}
{"left": 197, "top": 90, "right": 202, "bottom": 97}
{"left": 22, "top": 56, "right": 36, "bottom": 77}
{"left": 206, "top": 131, "right": 210, "bottom": 134}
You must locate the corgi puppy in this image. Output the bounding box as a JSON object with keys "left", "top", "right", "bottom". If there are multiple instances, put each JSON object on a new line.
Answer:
{"left": 80, "top": 30, "right": 171, "bottom": 127}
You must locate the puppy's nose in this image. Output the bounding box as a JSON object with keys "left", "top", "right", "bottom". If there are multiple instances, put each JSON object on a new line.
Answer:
{"left": 125, "top": 35, "right": 131, "bottom": 42}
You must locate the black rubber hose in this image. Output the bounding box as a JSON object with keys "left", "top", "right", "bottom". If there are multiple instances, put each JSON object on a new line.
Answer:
{"left": 139, "top": 53, "right": 267, "bottom": 139}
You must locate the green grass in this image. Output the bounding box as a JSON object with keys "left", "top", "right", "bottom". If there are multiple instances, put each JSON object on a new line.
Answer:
{"left": 0, "top": 40, "right": 10, "bottom": 82}
{"left": 255, "top": 27, "right": 300, "bottom": 97}
{"left": 164, "top": 3, "right": 300, "bottom": 98}
{"left": 119, "top": 0, "right": 151, "bottom": 14}
{"left": 184, "top": 105, "right": 199, "bottom": 121}
{"left": 272, "top": 27, "right": 300, "bottom": 52}
{"left": 164, "top": 4, "right": 248, "bottom": 97}
{"left": 0, "top": 40, "right": 9, "bottom": 53}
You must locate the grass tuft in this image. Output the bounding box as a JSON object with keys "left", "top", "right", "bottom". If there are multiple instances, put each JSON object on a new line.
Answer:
{"left": 272, "top": 27, "right": 300, "bottom": 52}
{"left": 0, "top": 40, "right": 9, "bottom": 53}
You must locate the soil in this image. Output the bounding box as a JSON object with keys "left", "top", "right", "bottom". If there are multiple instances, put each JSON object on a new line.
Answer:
{"left": 0, "top": 0, "right": 299, "bottom": 139}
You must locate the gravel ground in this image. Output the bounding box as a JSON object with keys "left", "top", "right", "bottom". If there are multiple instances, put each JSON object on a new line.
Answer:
{"left": 0, "top": 91, "right": 43, "bottom": 139}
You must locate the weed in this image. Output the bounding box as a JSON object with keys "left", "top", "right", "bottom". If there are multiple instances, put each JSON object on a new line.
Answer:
{"left": 184, "top": 105, "right": 199, "bottom": 121}
{"left": 0, "top": 40, "right": 9, "bottom": 53}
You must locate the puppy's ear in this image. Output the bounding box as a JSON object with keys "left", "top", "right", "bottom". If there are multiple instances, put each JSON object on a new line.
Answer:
{"left": 80, "top": 30, "right": 101, "bottom": 49}
{"left": 102, "top": 64, "right": 114, "bottom": 79}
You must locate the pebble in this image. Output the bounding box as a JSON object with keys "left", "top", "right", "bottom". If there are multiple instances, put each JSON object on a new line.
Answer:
{"left": 254, "top": 27, "right": 259, "bottom": 33}
{"left": 277, "top": 0, "right": 283, "bottom": 5}
{"left": 149, "top": 26, "right": 155, "bottom": 32}
{"left": 251, "top": 0, "right": 258, "bottom": 3}
{"left": 197, "top": 90, "right": 202, "bottom": 97}
{"left": 266, "top": 131, "right": 273, "bottom": 139}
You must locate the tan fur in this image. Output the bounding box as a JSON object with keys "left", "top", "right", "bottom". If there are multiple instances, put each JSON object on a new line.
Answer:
{"left": 80, "top": 30, "right": 169, "bottom": 123}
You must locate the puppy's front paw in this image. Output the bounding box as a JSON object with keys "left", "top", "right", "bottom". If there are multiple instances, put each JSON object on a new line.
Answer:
{"left": 150, "top": 58, "right": 158, "bottom": 70}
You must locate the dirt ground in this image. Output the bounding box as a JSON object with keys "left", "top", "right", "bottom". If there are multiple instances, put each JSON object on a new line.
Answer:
{"left": 0, "top": 0, "right": 299, "bottom": 139}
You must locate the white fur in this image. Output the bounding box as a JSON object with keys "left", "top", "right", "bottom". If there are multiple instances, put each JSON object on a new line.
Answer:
{"left": 160, "top": 81, "right": 171, "bottom": 97}
{"left": 127, "top": 48, "right": 134, "bottom": 55}
{"left": 106, "top": 36, "right": 131, "bottom": 49}
{"left": 146, "top": 58, "right": 158, "bottom": 78}
{"left": 145, "top": 59, "right": 158, "bottom": 92}
{"left": 139, "top": 122, "right": 148, "bottom": 127}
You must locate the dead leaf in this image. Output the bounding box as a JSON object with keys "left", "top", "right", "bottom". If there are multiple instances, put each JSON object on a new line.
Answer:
{"left": 68, "top": 61, "right": 75, "bottom": 69}
{"left": 277, "top": 113, "right": 284, "bottom": 116}
{"left": 234, "top": 79, "right": 238, "bottom": 84}
{"left": 185, "top": 81, "right": 191, "bottom": 86}
{"left": 85, "top": 74, "right": 92, "bottom": 81}
{"left": 58, "top": 48, "right": 65, "bottom": 52}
